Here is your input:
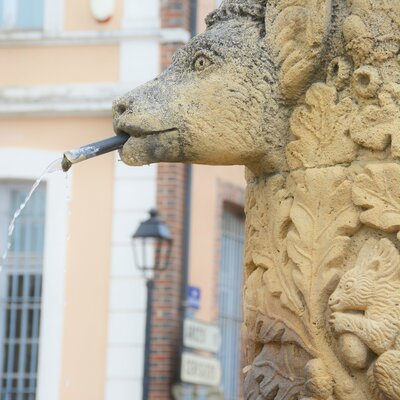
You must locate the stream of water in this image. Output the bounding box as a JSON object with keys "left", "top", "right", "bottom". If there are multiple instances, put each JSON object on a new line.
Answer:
{"left": 0, "top": 158, "right": 64, "bottom": 270}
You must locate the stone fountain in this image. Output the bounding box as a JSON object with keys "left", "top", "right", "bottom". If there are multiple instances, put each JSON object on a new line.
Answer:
{"left": 77, "top": 0, "right": 400, "bottom": 398}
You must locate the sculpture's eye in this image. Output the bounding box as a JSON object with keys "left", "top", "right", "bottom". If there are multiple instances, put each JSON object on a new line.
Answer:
{"left": 344, "top": 281, "right": 354, "bottom": 291}
{"left": 193, "top": 54, "right": 213, "bottom": 72}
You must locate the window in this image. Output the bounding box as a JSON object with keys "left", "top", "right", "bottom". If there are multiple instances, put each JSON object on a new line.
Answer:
{"left": 0, "top": 0, "right": 44, "bottom": 31}
{"left": 218, "top": 203, "right": 245, "bottom": 400}
{"left": 0, "top": 182, "right": 46, "bottom": 400}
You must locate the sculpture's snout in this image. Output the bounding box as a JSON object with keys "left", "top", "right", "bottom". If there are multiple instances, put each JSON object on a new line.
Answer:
{"left": 111, "top": 80, "right": 186, "bottom": 167}
{"left": 328, "top": 295, "right": 340, "bottom": 311}
{"left": 112, "top": 82, "right": 179, "bottom": 137}
{"left": 112, "top": 97, "right": 130, "bottom": 120}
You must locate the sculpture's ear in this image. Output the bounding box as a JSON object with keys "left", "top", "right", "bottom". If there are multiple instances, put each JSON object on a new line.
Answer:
{"left": 373, "top": 239, "right": 400, "bottom": 279}
{"left": 265, "top": 0, "right": 332, "bottom": 100}
{"left": 356, "top": 238, "right": 379, "bottom": 272}
{"left": 357, "top": 238, "right": 400, "bottom": 278}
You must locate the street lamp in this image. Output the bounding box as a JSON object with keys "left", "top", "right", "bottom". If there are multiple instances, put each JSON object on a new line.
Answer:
{"left": 132, "top": 209, "right": 173, "bottom": 276}
{"left": 132, "top": 209, "right": 173, "bottom": 400}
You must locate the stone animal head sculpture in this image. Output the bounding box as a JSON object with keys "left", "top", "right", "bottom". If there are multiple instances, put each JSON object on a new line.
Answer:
{"left": 113, "top": 1, "right": 400, "bottom": 177}
{"left": 113, "top": 0, "right": 333, "bottom": 176}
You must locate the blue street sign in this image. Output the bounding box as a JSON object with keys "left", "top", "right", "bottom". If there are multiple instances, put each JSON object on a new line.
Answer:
{"left": 187, "top": 286, "right": 201, "bottom": 310}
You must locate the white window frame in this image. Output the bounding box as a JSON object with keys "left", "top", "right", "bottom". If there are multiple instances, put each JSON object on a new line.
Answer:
{"left": 0, "top": 148, "right": 70, "bottom": 400}
{"left": 43, "top": 0, "right": 63, "bottom": 34}
{"left": 0, "top": 0, "right": 63, "bottom": 33}
{"left": 0, "top": 181, "right": 45, "bottom": 399}
{"left": 1, "top": 0, "right": 18, "bottom": 31}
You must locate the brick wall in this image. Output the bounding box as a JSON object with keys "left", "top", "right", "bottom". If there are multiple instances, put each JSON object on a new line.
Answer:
{"left": 160, "top": 0, "right": 191, "bottom": 31}
{"left": 160, "top": 43, "right": 182, "bottom": 71}
{"left": 149, "top": 164, "right": 186, "bottom": 399}
{"left": 148, "top": 1, "right": 192, "bottom": 397}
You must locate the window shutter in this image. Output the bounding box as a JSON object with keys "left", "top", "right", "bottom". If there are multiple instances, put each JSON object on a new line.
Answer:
{"left": 16, "top": 0, "right": 44, "bottom": 30}
{"left": 0, "top": 1, "right": 3, "bottom": 26}
{"left": 218, "top": 205, "right": 245, "bottom": 399}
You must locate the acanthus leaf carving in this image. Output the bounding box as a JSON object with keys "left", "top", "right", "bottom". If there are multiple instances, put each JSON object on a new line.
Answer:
{"left": 286, "top": 83, "right": 357, "bottom": 169}
{"left": 244, "top": 345, "right": 306, "bottom": 400}
{"left": 267, "top": 0, "right": 332, "bottom": 100}
{"left": 255, "top": 306, "right": 316, "bottom": 357}
{"left": 244, "top": 303, "right": 316, "bottom": 400}
{"left": 287, "top": 167, "right": 360, "bottom": 321}
{"left": 285, "top": 167, "right": 371, "bottom": 400}
{"left": 350, "top": 90, "right": 400, "bottom": 157}
{"left": 246, "top": 175, "right": 304, "bottom": 316}
{"left": 352, "top": 163, "right": 400, "bottom": 239}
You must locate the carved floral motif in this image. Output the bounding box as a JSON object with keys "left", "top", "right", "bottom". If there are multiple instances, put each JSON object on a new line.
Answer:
{"left": 350, "top": 91, "right": 400, "bottom": 157}
{"left": 244, "top": 177, "right": 311, "bottom": 399}
{"left": 353, "top": 164, "right": 400, "bottom": 240}
{"left": 286, "top": 84, "right": 356, "bottom": 169}
{"left": 246, "top": 175, "right": 303, "bottom": 316}
{"left": 243, "top": 303, "right": 315, "bottom": 400}
{"left": 288, "top": 167, "right": 360, "bottom": 321}
{"left": 267, "top": 0, "right": 332, "bottom": 100}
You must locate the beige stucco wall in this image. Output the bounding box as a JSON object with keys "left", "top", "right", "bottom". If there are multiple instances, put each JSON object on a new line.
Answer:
{"left": 64, "top": 0, "right": 123, "bottom": 31}
{"left": 0, "top": 117, "right": 115, "bottom": 400}
{"left": 189, "top": 165, "right": 245, "bottom": 322}
{"left": 0, "top": 45, "right": 119, "bottom": 86}
{"left": 197, "top": 0, "right": 217, "bottom": 33}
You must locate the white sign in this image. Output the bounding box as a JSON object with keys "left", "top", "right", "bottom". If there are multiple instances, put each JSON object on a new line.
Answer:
{"left": 181, "top": 352, "right": 221, "bottom": 387}
{"left": 183, "top": 319, "right": 221, "bottom": 353}
{"left": 172, "top": 384, "right": 224, "bottom": 400}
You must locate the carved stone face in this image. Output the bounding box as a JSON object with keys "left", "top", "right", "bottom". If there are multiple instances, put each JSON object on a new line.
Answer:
{"left": 329, "top": 268, "right": 373, "bottom": 312}
{"left": 113, "top": 17, "right": 286, "bottom": 175}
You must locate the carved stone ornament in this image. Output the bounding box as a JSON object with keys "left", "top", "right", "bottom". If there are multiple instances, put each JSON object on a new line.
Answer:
{"left": 112, "top": 0, "right": 400, "bottom": 398}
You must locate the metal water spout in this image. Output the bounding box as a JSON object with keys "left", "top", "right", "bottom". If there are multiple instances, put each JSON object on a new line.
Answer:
{"left": 62, "top": 133, "right": 130, "bottom": 172}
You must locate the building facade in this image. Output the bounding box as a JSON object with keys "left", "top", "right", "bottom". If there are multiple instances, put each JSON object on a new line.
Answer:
{"left": 0, "top": 0, "right": 246, "bottom": 399}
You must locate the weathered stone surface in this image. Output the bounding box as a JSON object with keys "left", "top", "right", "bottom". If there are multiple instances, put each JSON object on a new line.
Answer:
{"left": 112, "top": 0, "right": 400, "bottom": 398}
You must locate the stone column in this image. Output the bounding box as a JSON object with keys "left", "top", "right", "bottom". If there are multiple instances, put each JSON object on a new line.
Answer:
{"left": 243, "top": 2, "right": 400, "bottom": 399}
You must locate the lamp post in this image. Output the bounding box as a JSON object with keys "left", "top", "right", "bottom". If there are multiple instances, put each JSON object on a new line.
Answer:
{"left": 131, "top": 209, "right": 173, "bottom": 400}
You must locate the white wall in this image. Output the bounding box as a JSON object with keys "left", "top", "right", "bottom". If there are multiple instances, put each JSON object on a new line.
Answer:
{"left": 105, "top": 159, "right": 157, "bottom": 400}
{"left": 119, "top": 39, "right": 159, "bottom": 85}
{"left": 119, "top": 0, "right": 160, "bottom": 85}
{"left": 122, "top": 0, "right": 159, "bottom": 30}
{"left": 105, "top": 0, "right": 160, "bottom": 397}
